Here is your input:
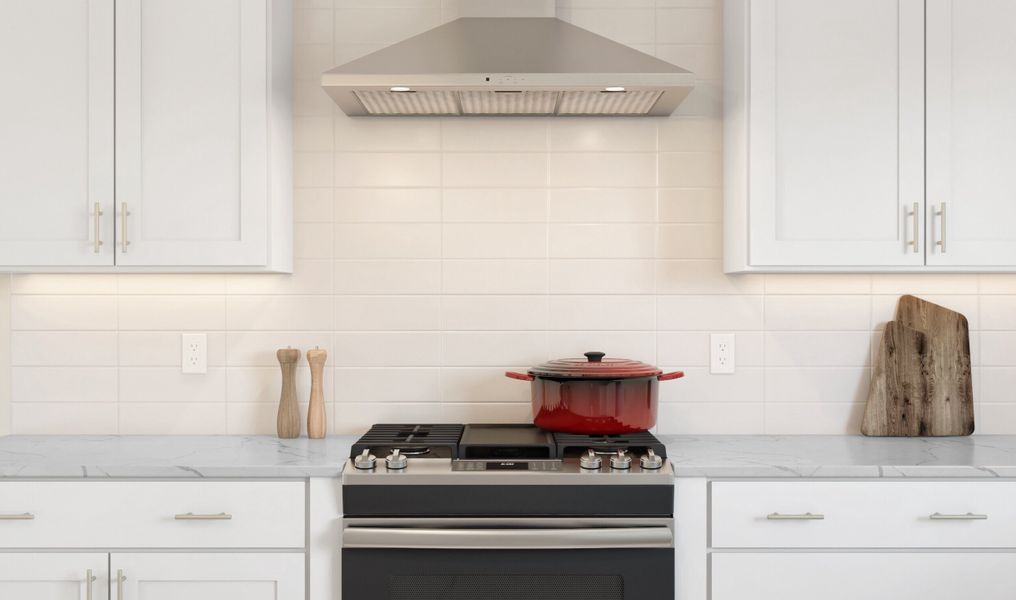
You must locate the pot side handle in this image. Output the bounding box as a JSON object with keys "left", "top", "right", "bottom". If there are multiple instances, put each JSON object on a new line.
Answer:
{"left": 505, "top": 371, "right": 535, "bottom": 382}
{"left": 658, "top": 371, "right": 685, "bottom": 381}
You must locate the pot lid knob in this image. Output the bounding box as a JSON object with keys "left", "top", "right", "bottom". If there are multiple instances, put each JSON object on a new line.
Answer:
{"left": 640, "top": 449, "right": 664, "bottom": 470}
{"left": 386, "top": 448, "right": 408, "bottom": 470}
{"left": 609, "top": 449, "right": 632, "bottom": 470}
{"left": 579, "top": 449, "right": 602, "bottom": 470}
{"left": 353, "top": 449, "right": 377, "bottom": 470}
{"left": 584, "top": 351, "right": 606, "bottom": 363}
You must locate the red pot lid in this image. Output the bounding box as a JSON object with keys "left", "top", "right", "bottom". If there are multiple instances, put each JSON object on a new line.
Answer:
{"left": 529, "top": 351, "right": 663, "bottom": 379}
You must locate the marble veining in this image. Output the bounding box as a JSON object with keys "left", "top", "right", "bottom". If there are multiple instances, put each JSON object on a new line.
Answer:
{"left": 4, "top": 435, "right": 1016, "bottom": 479}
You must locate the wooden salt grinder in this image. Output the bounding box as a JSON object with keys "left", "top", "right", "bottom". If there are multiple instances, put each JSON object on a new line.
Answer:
{"left": 276, "top": 348, "right": 301, "bottom": 439}
{"left": 307, "top": 348, "right": 327, "bottom": 439}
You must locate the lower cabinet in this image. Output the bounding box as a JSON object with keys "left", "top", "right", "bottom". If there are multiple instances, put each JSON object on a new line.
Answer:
{"left": 0, "top": 553, "right": 108, "bottom": 600}
{"left": 713, "top": 553, "right": 1016, "bottom": 600}
{"left": 113, "top": 553, "right": 304, "bottom": 600}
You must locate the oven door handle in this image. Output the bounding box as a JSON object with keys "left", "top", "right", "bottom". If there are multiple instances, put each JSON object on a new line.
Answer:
{"left": 342, "top": 526, "right": 673, "bottom": 549}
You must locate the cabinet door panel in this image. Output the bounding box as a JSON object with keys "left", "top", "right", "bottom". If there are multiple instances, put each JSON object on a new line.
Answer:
{"left": 0, "top": 553, "right": 108, "bottom": 600}
{"left": 927, "top": 0, "right": 1016, "bottom": 266}
{"left": 0, "top": 0, "right": 114, "bottom": 266}
{"left": 115, "top": 0, "right": 268, "bottom": 267}
{"left": 112, "top": 553, "right": 303, "bottom": 600}
{"left": 713, "top": 553, "right": 1016, "bottom": 600}
{"left": 747, "top": 0, "right": 924, "bottom": 267}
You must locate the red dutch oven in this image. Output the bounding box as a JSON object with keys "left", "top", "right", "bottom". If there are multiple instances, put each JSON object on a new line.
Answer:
{"left": 506, "top": 351, "right": 684, "bottom": 434}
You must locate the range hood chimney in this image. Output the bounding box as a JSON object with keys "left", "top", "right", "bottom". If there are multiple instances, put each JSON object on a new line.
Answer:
{"left": 321, "top": 17, "right": 695, "bottom": 117}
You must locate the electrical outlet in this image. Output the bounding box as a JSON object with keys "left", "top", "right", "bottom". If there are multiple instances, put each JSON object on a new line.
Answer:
{"left": 182, "top": 333, "right": 207, "bottom": 374}
{"left": 710, "top": 333, "right": 735, "bottom": 374}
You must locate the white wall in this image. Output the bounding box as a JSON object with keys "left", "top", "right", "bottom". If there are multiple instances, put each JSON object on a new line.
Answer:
{"left": 2, "top": 0, "right": 1015, "bottom": 435}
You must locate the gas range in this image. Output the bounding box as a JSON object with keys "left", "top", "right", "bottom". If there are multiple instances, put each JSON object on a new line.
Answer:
{"left": 341, "top": 424, "right": 676, "bottom": 599}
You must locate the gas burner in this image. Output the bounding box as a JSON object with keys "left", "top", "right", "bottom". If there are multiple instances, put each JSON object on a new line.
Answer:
{"left": 554, "top": 430, "right": 666, "bottom": 459}
{"left": 350, "top": 423, "right": 463, "bottom": 459}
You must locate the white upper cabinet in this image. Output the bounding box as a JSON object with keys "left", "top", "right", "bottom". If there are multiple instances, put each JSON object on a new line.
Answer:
{"left": 0, "top": 0, "right": 115, "bottom": 267}
{"left": 725, "top": 0, "right": 925, "bottom": 271}
{"left": 926, "top": 0, "right": 1016, "bottom": 267}
{"left": 0, "top": 0, "right": 292, "bottom": 272}
{"left": 726, "top": 0, "right": 1016, "bottom": 272}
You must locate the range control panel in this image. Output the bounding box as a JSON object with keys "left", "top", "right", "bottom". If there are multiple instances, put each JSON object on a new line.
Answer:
{"left": 451, "top": 460, "right": 563, "bottom": 472}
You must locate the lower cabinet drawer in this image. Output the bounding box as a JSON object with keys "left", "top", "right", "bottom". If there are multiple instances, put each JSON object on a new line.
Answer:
{"left": 712, "top": 553, "right": 1016, "bottom": 600}
{"left": 711, "top": 481, "right": 1016, "bottom": 548}
{"left": 0, "top": 481, "right": 305, "bottom": 548}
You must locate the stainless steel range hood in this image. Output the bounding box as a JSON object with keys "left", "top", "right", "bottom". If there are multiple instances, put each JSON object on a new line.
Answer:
{"left": 321, "top": 17, "right": 695, "bottom": 117}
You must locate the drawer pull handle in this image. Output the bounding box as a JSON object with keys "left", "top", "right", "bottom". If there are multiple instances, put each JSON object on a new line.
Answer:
{"left": 0, "top": 512, "right": 34, "bottom": 520}
{"left": 117, "top": 569, "right": 126, "bottom": 600}
{"left": 86, "top": 569, "right": 96, "bottom": 600}
{"left": 766, "top": 512, "right": 824, "bottom": 521}
{"left": 930, "top": 512, "right": 987, "bottom": 521}
{"left": 175, "top": 512, "right": 233, "bottom": 520}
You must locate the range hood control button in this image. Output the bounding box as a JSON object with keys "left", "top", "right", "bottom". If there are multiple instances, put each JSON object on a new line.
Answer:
{"left": 386, "top": 449, "right": 409, "bottom": 470}
{"left": 609, "top": 450, "right": 632, "bottom": 470}
{"left": 353, "top": 449, "right": 377, "bottom": 470}
{"left": 640, "top": 449, "right": 664, "bottom": 470}
{"left": 579, "top": 449, "right": 602, "bottom": 470}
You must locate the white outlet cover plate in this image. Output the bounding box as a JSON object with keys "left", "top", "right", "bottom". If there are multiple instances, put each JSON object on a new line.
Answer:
{"left": 710, "top": 333, "right": 735, "bottom": 374}
{"left": 182, "top": 333, "right": 207, "bottom": 374}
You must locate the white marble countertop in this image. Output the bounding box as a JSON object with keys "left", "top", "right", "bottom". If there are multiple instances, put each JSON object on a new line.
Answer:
{"left": 3, "top": 434, "right": 1016, "bottom": 479}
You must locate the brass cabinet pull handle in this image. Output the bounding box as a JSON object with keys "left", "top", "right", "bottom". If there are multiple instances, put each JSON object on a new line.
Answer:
{"left": 116, "top": 569, "right": 126, "bottom": 600}
{"left": 930, "top": 512, "right": 987, "bottom": 520}
{"left": 936, "top": 202, "right": 947, "bottom": 253}
{"left": 174, "top": 512, "right": 232, "bottom": 520}
{"left": 0, "top": 512, "right": 34, "bottom": 520}
{"left": 120, "top": 202, "right": 131, "bottom": 253}
{"left": 766, "top": 512, "right": 825, "bottom": 520}
{"left": 908, "top": 202, "right": 919, "bottom": 253}
{"left": 93, "top": 203, "right": 104, "bottom": 254}
{"left": 86, "top": 569, "right": 96, "bottom": 600}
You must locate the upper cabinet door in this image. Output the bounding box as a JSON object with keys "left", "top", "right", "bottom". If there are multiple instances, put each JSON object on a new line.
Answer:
{"left": 741, "top": 0, "right": 925, "bottom": 268}
{"left": 0, "top": 0, "right": 114, "bottom": 267}
{"left": 115, "top": 0, "right": 270, "bottom": 267}
{"left": 926, "top": 0, "right": 1016, "bottom": 267}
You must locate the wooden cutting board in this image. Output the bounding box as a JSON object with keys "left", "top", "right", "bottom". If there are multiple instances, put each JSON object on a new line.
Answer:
{"left": 861, "top": 295, "right": 974, "bottom": 436}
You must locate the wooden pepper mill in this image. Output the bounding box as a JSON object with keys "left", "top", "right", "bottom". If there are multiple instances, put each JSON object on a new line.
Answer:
{"left": 276, "top": 348, "right": 301, "bottom": 439}
{"left": 307, "top": 347, "right": 327, "bottom": 439}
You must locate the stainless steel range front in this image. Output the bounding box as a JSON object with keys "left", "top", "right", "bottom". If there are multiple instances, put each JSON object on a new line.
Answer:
{"left": 341, "top": 424, "right": 675, "bottom": 600}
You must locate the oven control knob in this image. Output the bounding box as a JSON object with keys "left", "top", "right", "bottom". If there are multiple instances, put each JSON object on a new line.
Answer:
{"left": 353, "top": 449, "right": 377, "bottom": 470}
{"left": 386, "top": 449, "right": 409, "bottom": 470}
{"left": 609, "top": 450, "right": 632, "bottom": 470}
{"left": 579, "top": 449, "right": 602, "bottom": 470}
{"left": 640, "top": 449, "right": 664, "bottom": 470}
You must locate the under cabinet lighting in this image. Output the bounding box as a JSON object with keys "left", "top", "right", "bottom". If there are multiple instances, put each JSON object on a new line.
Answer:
{"left": 603, "top": 86, "right": 626, "bottom": 92}
{"left": 390, "top": 86, "right": 412, "bottom": 92}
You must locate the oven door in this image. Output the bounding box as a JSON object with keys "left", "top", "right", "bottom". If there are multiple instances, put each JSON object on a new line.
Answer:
{"left": 341, "top": 518, "right": 675, "bottom": 600}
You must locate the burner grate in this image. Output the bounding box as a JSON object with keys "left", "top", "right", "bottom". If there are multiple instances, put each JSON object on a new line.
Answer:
{"left": 554, "top": 430, "right": 666, "bottom": 459}
{"left": 351, "top": 424, "right": 464, "bottom": 459}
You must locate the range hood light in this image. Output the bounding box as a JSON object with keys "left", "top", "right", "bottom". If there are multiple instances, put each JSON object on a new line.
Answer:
{"left": 390, "top": 86, "right": 412, "bottom": 92}
{"left": 604, "top": 87, "right": 626, "bottom": 92}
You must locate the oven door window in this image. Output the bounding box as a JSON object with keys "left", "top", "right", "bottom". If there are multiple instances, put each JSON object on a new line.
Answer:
{"left": 343, "top": 549, "right": 674, "bottom": 600}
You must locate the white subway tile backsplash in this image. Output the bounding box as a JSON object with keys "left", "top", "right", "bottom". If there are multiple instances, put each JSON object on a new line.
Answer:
{"left": 549, "top": 153, "right": 656, "bottom": 188}
{"left": 549, "top": 189, "right": 656, "bottom": 223}
{"left": 443, "top": 260, "right": 548, "bottom": 294}
{"left": 548, "top": 260, "right": 655, "bottom": 294}
{"left": 12, "top": 296, "right": 116, "bottom": 331}
{"left": 658, "top": 295, "right": 763, "bottom": 331}
{"left": 442, "top": 296, "right": 548, "bottom": 331}
{"left": 548, "top": 119, "right": 657, "bottom": 152}
{"left": 336, "top": 296, "right": 442, "bottom": 331}
{"left": 443, "top": 189, "right": 548, "bottom": 223}
{"left": 443, "top": 224, "right": 548, "bottom": 258}
{"left": 335, "top": 153, "right": 441, "bottom": 187}
{"left": 335, "top": 188, "right": 442, "bottom": 223}
{"left": 548, "top": 295, "right": 656, "bottom": 331}
{"left": 12, "top": 332, "right": 117, "bottom": 367}
{"left": 334, "top": 224, "right": 442, "bottom": 258}
{"left": 11, "top": 0, "right": 1016, "bottom": 435}
{"left": 444, "top": 153, "right": 548, "bottom": 188}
